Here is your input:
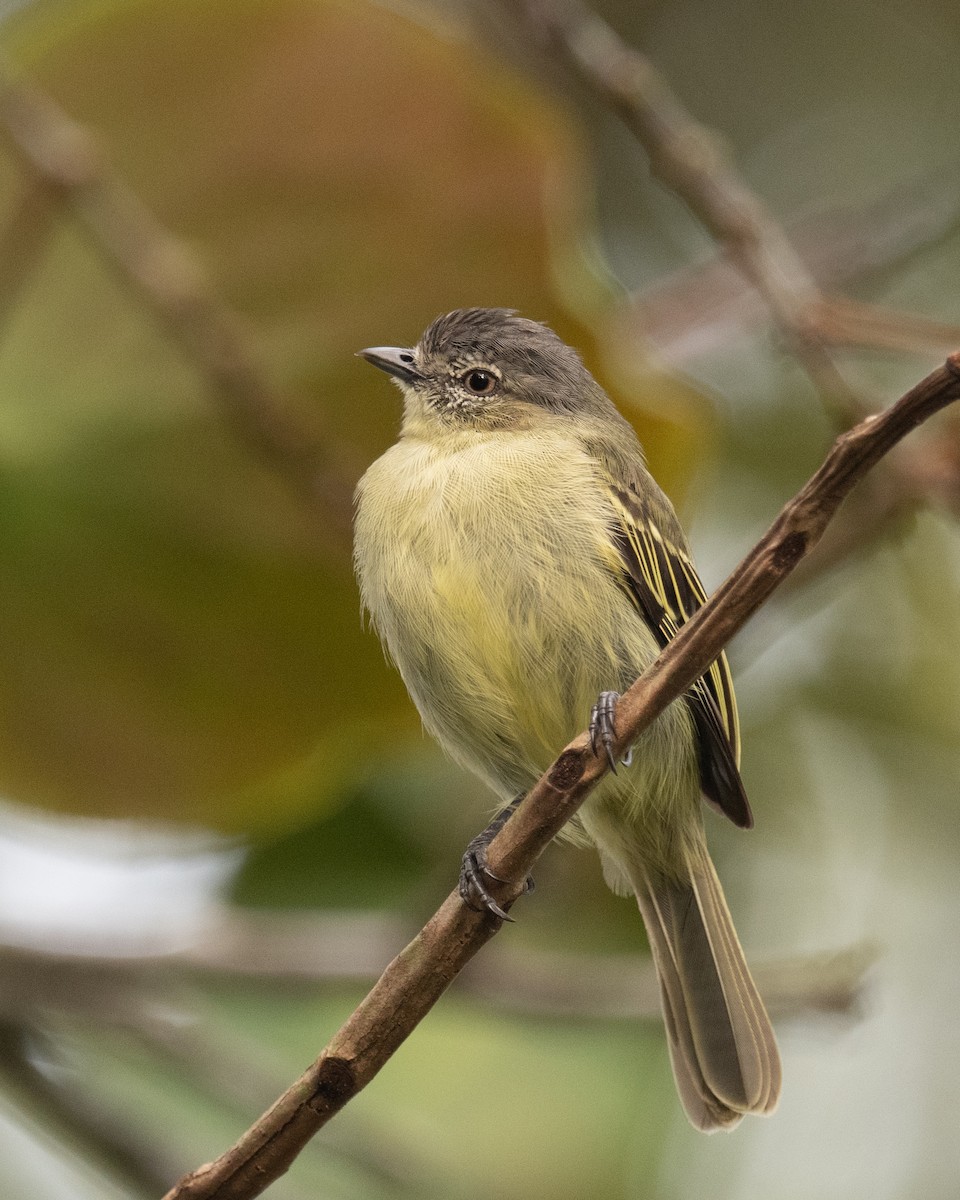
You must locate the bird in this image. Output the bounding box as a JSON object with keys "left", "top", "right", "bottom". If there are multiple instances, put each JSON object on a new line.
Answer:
{"left": 353, "top": 307, "right": 780, "bottom": 1130}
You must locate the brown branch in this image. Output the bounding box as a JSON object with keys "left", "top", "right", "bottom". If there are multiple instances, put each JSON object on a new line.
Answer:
{"left": 508, "top": 0, "right": 869, "bottom": 420}
{"left": 0, "top": 1019, "right": 178, "bottom": 1195}
{"left": 0, "top": 912, "right": 869, "bottom": 1021}
{"left": 0, "top": 56, "right": 354, "bottom": 543}
{"left": 633, "top": 284, "right": 960, "bottom": 367}
{"left": 164, "top": 354, "right": 960, "bottom": 1200}
{"left": 805, "top": 296, "right": 960, "bottom": 357}
{"left": 633, "top": 170, "right": 960, "bottom": 364}
{"left": 461, "top": 941, "right": 875, "bottom": 1021}
{"left": 625, "top": 170, "right": 960, "bottom": 365}
{"left": 507, "top": 0, "right": 960, "bottom": 595}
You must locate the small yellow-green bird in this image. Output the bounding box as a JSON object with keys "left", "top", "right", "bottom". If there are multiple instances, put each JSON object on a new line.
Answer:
{"left": 354, "top": 308, "right": 780, "bottom": 1130}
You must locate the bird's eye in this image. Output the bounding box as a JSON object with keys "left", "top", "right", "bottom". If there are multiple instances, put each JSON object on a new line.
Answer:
{"left": 463, "top": 369, "right": 497, "bottom": 395}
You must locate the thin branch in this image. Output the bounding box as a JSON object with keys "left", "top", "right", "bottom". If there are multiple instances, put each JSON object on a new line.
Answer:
{"left": 164, "top": 353, "right": 960, "bottom": 1200}
{"left": 628, "top": 170, "right": 960, "bottom": 365}
{"left": 635, "top": 285, "right": 960, "bottom": 367}
{"left": 0, "top": 56, "right": 354, "bottom": 543}
{"left": 0, "top": 1019, "right": 177, "bottom": 1195}
{"left": 460, "top": 941, "right": 875, "bottom": 1021}
{"left": 507, "top": 0, "right": 960, "bottom": 594}
{"left": 509, "top": 0, "right": 869, "bottom": 420}
{"left": 805, "top": 296, "right": 960, "bottom": 356}
{"left": 0, "top": 913, "right": 870, "bottom": 1021}
{"left": 114, "top": 1004, "right": 451, "bottom": 1196}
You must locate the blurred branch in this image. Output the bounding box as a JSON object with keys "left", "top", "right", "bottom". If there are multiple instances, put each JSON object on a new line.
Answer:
{"left": 628, "top": 172, "right": 960, "bottom": 364}
{"left": 164, "top": 355, "right": 960, "bottom": 1200}
{"left": 634, "top": 286, "right": 960, "bottom": 368}
{"left": 0, "top": 911, "right": 871, "bottom": 1022}
{"left": 0, "top": 926, "right": 870, "bottom": 1196}
{"left": 0, "top": 56, "right": 354, "bottom": 544}
{"left": 0, "top": 909, "right": 410, "bottom": 1012}
{"left": 462, "top": 941, "right": 875, "bottom": 1020}
{"left": 0, "top": 1019, "right": 176, "bottom": 1196}
{"left": 808, "top": 296, "right": 960, "bottom": 356}
{"left": 505, "top": 0, "right": 960, "bottom": 592}
{"left": 0, "top": 935, "right": 423, "bottom": 1197}
{"left": 508, "top": 0, "right": 869, "bottom": 420}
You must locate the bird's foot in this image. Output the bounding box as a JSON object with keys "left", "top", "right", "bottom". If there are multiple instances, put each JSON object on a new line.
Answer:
{"left": 589, "top": 690, "right": 634, "bottom": 772}
{"left": 459, "top": 795, "right": 535, "bottom": 922}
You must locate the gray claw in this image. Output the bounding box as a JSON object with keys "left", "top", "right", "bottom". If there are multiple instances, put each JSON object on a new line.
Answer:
{"left": 460, "top": 849, "right": 514, "bottom": 922}
{"left": 590, "top": 690, "right": 622, "bottom": 774}
{"left": 458, "top": 795, "right": 534, "bottom": 921}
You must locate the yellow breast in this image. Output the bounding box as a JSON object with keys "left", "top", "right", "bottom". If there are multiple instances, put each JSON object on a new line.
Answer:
{"left": 354, "top": 429, "right": 660, "bottom": 795}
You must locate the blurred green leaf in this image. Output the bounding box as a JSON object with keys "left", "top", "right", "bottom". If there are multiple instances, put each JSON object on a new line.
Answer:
{"left": 0, "top": 0, "right": 708, "bottom": 831}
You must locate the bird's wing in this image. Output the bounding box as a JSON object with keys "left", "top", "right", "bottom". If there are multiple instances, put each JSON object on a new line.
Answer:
{"left": 602, "top": 480, "right": 752, "bottom": 829}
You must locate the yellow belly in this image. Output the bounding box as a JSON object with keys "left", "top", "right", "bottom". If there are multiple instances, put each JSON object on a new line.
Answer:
{"left": 354, "top": 428, "right": 700, "bottom": 870}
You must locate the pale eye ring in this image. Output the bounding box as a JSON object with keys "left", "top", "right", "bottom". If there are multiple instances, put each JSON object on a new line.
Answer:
{"left": 462, "top": 368, "right": 498, "bottom": 396}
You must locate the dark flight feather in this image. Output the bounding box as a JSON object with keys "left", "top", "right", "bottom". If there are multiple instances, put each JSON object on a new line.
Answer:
{"left": 605, "top": 481, "right": 752, "bottom": 829}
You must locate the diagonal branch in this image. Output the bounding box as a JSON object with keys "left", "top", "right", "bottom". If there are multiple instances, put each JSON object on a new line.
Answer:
{"left": 627, "top": 170, "right": 960, "bottom": 365}
{"left": 0, "top": 1019, "right": 178, "bottom": 1195}
{"left": 508, "top": 0, "right": 869, "bottom": 420}
{"left": 0, "top": 56, "right": 354, "bottom": 543}
{"left": 506, "top": 0, "right": 960, "bottom": 590}
{"left": 165, "top": 352, "right": 960, "bottom": 1200}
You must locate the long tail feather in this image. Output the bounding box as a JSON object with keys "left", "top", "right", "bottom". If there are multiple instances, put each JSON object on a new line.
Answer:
{"left": 629, "top": 841, "right": 781, "bottom": 1131}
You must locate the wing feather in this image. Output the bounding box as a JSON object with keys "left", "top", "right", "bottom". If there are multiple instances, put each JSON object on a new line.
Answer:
{"left": 605, "top": 481, "right": 752, "bottom": 829}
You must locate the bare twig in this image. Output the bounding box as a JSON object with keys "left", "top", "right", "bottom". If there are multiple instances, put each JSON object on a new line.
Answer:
{"left": 117, "top": 1004, "right": 455, "bottom": 1196}
{"left": 628, "top": 172, "right": 960, "bottom": 364}
{"left": 0, "top": 56, "right": 354, "bottom": 542}
{"left": 506, "top": 0, "right": 960, "bottom": 593}
{"left": 633, "top": 283, "right": 960, "bottom": 367}
{"left": 509, "top": 0, "right": 868, "bottom": 419}
{"left": 0, "top": 1019, "right": 177, "bottom": 1195}
{"left": 164, "top": 354, "right": 960, "bottom": 1200}
{"left": 0, "top": 912, "right": 870, "bottom": 1021}
{"left": 461, "top": 941, "right": 875, "bottom": 1020}
{"left": 807, "top": 296, "right": 960, "bottom": 356}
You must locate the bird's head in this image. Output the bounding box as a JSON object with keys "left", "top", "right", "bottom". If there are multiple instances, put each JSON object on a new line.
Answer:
{"left": 359, "top": 307, "right": 610, "bottom": 433}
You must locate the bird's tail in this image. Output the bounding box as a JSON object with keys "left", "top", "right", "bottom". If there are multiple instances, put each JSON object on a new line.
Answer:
{"left": 627, "top": 840, "right": 781, "bottom": 1131}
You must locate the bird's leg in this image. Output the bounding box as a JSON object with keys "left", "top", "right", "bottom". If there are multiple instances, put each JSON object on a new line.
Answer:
{"left": 590, "top": 690, "right": 621, "bottom": 773}
{"left": 589, "top": 690, "right": 634, "bottom": 772}
{"left": 459, "top": 793, "right": 535, "bottom": 922}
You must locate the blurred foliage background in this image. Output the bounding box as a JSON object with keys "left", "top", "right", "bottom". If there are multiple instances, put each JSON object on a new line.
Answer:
{"left": 0, "top": 0, "right": 957, "bottom": 1197}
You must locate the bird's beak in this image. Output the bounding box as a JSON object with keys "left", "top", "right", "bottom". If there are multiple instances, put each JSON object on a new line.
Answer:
{"left": 357, "top": 346, "right": 420, "bottom": 383}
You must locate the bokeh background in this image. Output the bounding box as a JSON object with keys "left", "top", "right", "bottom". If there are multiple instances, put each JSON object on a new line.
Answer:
{"left": 0, "top": 0, "right": 958, "bottom": 1197}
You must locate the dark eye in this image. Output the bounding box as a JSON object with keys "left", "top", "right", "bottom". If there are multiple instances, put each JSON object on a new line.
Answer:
{"left": 463, "top": 369, "right": 497, "bottom": 395}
